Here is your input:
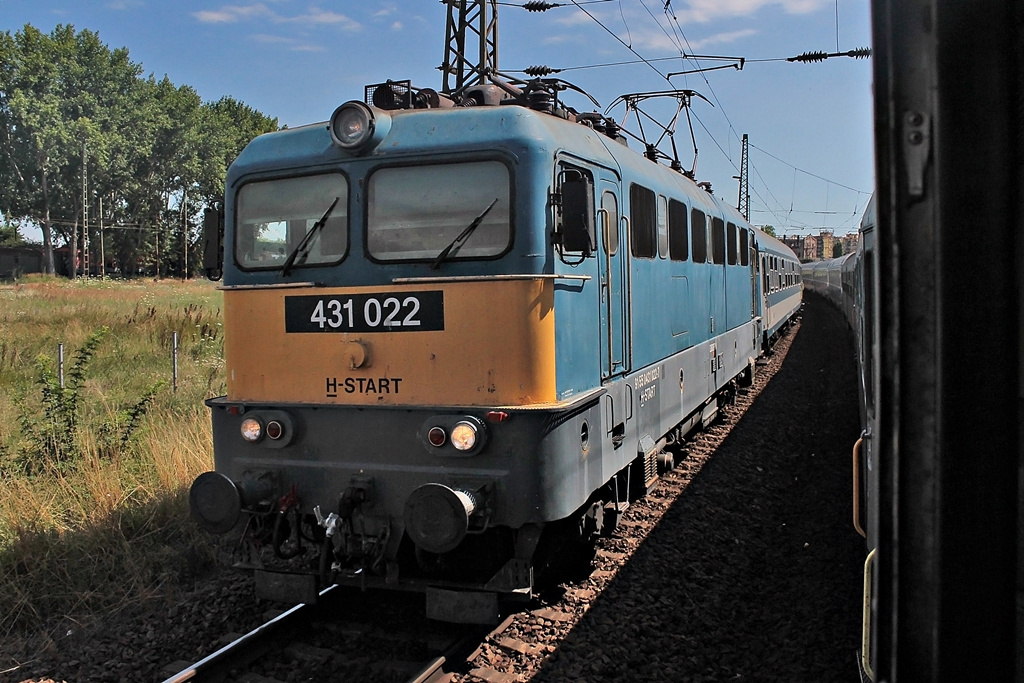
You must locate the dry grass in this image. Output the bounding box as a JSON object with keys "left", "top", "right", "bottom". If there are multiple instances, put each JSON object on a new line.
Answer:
{"left": 0, "top": 276, "right": 225, "bottom": 639}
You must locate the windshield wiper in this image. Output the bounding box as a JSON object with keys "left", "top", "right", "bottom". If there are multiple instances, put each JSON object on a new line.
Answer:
{"left": 280, "top": 196, "right": 340, "bottom": 277}
{"left": 430, "top": 198, "right": 499, "bottom": 271}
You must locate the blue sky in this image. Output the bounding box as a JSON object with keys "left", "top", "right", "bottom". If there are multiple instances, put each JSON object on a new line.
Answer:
{"left": 4, "top": 0, "right": 874, "bottom": 238}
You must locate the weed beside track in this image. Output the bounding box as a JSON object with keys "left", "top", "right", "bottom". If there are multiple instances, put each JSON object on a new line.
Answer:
{"left": 0, "top": 277, "right": 225, "bottom": 642}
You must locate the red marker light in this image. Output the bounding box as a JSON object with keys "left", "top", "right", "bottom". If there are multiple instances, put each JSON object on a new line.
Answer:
{"left": 427, "top": 427, "right": 447, "bottom": 447}
{"left": 485, "top": 411, "right": 510, "bottom": 423}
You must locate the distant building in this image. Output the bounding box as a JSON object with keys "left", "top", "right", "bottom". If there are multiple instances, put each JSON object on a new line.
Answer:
{"left": 782, "top": 234, "right": 819, "bottom": 262}
{"left": 817, "top": 230, "right": 835, "bottom": 259}
{"left": 841, "top": 231, "right": 860, "bottom": 256}
{"left": 0, "top": 246, "right": 44, "bottom": 279}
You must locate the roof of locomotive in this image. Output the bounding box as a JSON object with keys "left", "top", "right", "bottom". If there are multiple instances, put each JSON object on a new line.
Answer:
{"left": 226, "top": 99, "right": 794, "bottom": 261}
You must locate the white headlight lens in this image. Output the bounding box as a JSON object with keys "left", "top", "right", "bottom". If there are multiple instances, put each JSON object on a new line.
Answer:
{"left": 450, "top": 421, "right": 478, "bottom": 451}
{"left": 330, "top": 102, "right": 373, "bottom": 149}
{"left": 240, "top": 417, "right": 262, "bottom": 442}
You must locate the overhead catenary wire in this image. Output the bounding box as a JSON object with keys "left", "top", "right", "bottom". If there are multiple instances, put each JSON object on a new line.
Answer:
{"left": 564, "top": 0, "right": 673, "bottom": 85}
{"left": 512, "top": 0, "right": 870, "bottom": 233}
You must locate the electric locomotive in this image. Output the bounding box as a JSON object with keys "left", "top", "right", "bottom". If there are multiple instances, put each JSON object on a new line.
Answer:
{"left": 190, "top": 77, "right": 801, "bottom": 622}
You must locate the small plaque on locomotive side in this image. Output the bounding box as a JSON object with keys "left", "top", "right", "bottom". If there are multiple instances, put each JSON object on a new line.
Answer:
{"left": 285, "top": 291, "right": 444, "bottom": 333}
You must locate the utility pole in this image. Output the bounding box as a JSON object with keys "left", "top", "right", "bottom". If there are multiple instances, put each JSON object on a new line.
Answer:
{"left": 182, "top": 189, "right": 188, "bottom": 279}
{"left": 737, "top": 133, "right": 750, "bottom": 222}
{"left": 440, "top": 0, "right": 499, "bottom": 95}
{"left": 82, "top": 145, "right": 90, "bottom": 276}
{"left": 99, "top": 196, "right": 105, "bottom": 279}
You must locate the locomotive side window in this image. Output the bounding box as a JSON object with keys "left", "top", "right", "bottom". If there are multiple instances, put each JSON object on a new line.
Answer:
{"left": 739, "top": 228, "right": 749, "bottom": 266}
{"left": 657, "top": 194, "right": 669, "bottom": 259}
{"left": 691, "top": 209, "right": 707, "bottom": 263}
{"left": 236, "top": 173, "right": 349, "bottom": 271}
{"left": 367, "top": 161, "right": 511, "bottom": 261}
{"left": 668, "top": 198, "right": 688, "bottom": 261}
{"left": 727, "top": 222, "right": 737, "bottom": 265}
{"left": 711, "top": 217, "right": 725, "bottom": 265}
{"left": 629, "top": 184, "right": 657, "bottom": 258}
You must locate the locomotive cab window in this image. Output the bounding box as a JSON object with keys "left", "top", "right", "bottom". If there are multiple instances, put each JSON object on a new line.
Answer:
{"left": 739, "top": 228, "right": 749, "bottom": 266}
{"left": 235, "top": 173, "right": 349, "bottom": 271}
{"left": 367, "top": 160, "right": 511, "bottom": 262}
{"left": 727, "top": 222, "right": 737, "bottom": 265}
{"left": 557, "top": 166, "right": 596, "bottom": 256}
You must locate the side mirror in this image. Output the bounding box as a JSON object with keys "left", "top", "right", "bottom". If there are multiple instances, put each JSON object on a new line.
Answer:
{"left": 559, "top": 170, "right": 595, "bottom": 256}
{"left": 202, "top": 206, "right": 223, "bottom": 281}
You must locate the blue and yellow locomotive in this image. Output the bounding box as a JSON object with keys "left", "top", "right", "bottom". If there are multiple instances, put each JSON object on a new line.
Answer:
{"left": 190, "top": 79, "right": 801, "bottom": 622}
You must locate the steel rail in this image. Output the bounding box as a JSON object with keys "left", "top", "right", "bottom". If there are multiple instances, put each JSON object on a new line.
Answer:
{"left": 160, "top": 584, "right": 338, "bottom": 683}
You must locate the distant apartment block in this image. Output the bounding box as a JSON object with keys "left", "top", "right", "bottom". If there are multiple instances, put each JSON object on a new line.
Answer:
{"left": 780, "top": 230, "right": 860, "bottom": 261}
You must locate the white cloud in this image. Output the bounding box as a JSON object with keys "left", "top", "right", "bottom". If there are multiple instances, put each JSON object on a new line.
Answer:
{"left": 250, "top": 33, "right": 294, "bottom": 43}
{"left": 194, "top": 4, "right": 274, "bottom": 24}
{"left": 668, "top": 0, "right": 827, "bottom": 24}
{"left": 106, "top": 0, "right": 143, "bottom": 10}
{"left": 194, "top": 4, "right": 362, "bottom": 31}
{"left": 391, "top": 21, "right": 404, "bottom": 31}
{"left": 285, "top": 8, "right": 362, "bottom": 30}
{"left": 683, "top": 28, "right": 758, "bottom": 50}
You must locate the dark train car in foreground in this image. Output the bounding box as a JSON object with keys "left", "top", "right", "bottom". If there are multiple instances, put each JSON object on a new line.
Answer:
{"left": 809, "top": 2, "right": 1021, "bottom": 680}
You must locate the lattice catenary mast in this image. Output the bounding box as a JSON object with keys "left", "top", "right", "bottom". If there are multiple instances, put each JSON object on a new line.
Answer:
{"left": 440, "top": 0, "right": 499, "bottom": 95}
{"left": 737, "top": 133, "right": 750, "bottom": 222}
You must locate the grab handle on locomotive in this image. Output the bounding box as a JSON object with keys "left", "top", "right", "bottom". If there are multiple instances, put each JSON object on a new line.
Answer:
{"left": 852, "top": 434, "right": 866, "bottom": 538}
{"left": 861, "top": 548, "right": 877, "bottom": 681}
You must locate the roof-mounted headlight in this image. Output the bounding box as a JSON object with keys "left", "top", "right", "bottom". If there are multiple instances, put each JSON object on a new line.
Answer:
{"left": 328, "top": 101, "right": 391, "bottom": 152}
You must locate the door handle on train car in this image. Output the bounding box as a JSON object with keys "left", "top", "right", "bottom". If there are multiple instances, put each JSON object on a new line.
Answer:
{"left": 852, "top": 435, "right": 867, "bottom": 538}
{"left": 861, "top": 548, "right": 877, "bottom": 682}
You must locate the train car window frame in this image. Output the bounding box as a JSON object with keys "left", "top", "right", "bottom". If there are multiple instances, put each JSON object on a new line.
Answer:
{"left": 726, "top": 222, "right": 738, "bottom": 265}
{"left": 630, "top": 183, "right": 657, "bottom": 259}
{"left": 690, "top": 209, "right": 707, "bottom": 263}
{"left": 235, "top": 171, "right": 350, "bottom": 272}
{"left": 711, "top": 217, "right": 725, "bottom": 265}
{"left": 739, "top": 228, "right": 749, "bottom": 266}
{"left": 365, "top": 159, "right": 513, "bottom": 264}
{"left": 656, "top": 194, "right": 669, "bottom": 259}
{"left": 668, "top": 198, "right": 688, "bottom": 261}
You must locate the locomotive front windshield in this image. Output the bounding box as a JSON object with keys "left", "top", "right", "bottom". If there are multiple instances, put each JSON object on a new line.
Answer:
{"left": 235, "top": 173, "right": 349, "bottom": 270}
{"left": 367, "top": 160, "right": 511, "bottom": 261}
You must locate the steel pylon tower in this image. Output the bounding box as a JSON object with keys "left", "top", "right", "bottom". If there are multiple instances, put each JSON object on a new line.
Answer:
{"left": 738, "top": 133, "right": 750, "bottom": 222}
{"left": 440, "top": 0, "right": 499, "bottom": 95}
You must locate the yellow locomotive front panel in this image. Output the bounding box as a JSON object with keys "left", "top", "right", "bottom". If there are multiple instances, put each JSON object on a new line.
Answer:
{"left": 223, "top": 278, "right": 557, "bottom": 407}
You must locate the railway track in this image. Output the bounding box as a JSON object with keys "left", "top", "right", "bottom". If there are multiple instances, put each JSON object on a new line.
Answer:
{"left": 159, "top": 583, "right": 509, "bottom": 683}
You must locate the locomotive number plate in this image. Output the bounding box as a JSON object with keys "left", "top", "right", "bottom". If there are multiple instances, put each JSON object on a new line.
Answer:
{"left": 285, "top": 291, "right": 444, "bottom": 333}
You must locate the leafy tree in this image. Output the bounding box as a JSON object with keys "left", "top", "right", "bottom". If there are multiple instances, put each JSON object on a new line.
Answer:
{"left": 0, "top": 217, "right": 27, "bottom": 246}
{"left": 761, "top": 224, "right": 777, "bottom": 237}
{"left": 0, "top": 24, "right": 277, "bottom": 278}
{"left": 833, "top": 241, "right": 844, "bottom": 257}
